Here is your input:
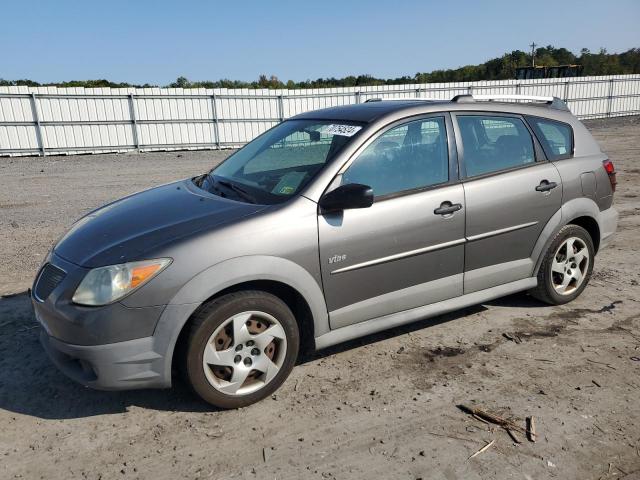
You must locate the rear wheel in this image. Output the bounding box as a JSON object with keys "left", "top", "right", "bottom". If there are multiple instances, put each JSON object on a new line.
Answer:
{"left": 183, "top": 291, "right": 299, "bottom": 409}
{"left": 531, "top": 225, "right": 595, "bottom": 305}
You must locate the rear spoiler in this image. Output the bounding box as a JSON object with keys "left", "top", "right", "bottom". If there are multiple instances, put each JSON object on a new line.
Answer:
{"left": 451, "top": 94, "right": 569, "bottom": 111}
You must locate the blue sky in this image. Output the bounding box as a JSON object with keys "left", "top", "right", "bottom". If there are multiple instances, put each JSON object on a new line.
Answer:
{"left": 1, "top": 0, "right": 638, "bottom": 85}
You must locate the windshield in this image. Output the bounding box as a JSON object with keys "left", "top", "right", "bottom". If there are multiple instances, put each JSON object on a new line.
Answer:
{"left": 197, "top": 119, "right": 364, "bottom": 204}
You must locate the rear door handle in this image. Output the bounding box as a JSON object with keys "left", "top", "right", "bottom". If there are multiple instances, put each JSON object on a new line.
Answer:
{"left": 535, "top": 180, "right": 558, "bottom": 192}
{"left": 434, "top": 201, "right": 462, "bottom": 216}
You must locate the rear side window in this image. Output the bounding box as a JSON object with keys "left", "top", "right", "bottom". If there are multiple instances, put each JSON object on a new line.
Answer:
{"left": 457, "top": 115, "right": 535, "bottom": 177}
{"left": 527, "top": 117, "right": 573, "bottom": 160}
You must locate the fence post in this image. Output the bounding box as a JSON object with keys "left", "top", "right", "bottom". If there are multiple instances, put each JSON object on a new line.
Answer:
{"left": 211, "top": 93, "right": 221, "bottom": 149}
{"left": 606, "top": 78, "right": 614, "bottom": 118}
{"left": 128, "top": 94, "right": 140, "bottom": 151}
{"left": 277, "top": 95, "right": 285, "bottom": 121}
{"left": 1, "top": 77, "right": 637, "bottom": 156}
{"left": 29, "top": 93, "right": 45, "bottom": 156}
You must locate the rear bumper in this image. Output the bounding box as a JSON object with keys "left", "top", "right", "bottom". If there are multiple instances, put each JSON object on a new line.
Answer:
{"left": 599, "top": 206, "right": 618, "bottom": 250}
{"left": 39, "top": 330, "right": 169, "bottom": 390}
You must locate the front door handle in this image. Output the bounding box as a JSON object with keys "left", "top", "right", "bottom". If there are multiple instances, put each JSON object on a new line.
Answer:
{"left": 434, "top": 201, "right": 462, "bottom": 216}
{"left": 536, "top": 180, "right": 558, "bottom": 192}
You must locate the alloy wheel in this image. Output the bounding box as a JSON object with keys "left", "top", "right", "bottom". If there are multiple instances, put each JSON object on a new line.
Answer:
{"left": 550, "top": 236, "right": 590, "bottom": 296}
{"left": 202, "top": 311, "right": 287, "bottom": 396}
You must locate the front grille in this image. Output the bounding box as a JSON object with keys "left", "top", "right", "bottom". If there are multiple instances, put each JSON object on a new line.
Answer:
{"left": 34, "top": 263, "right": 66, "bottom": 301}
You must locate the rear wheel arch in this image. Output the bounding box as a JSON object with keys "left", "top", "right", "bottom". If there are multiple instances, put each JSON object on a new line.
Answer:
{"left": 530, "top": 223, "right": 595, "bottom": 304}
{"left": 567, "top": 215, "right": 600, "bottom": 253}
{"left": 533, "top": 213, "right": 601, "bottom": 276}
{"left": 532, "top": 198, "right": 603, "bottom": 275}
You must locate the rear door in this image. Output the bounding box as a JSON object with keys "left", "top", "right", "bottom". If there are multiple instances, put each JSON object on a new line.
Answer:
{"left": 318, "top": 114, "right": 466, "bottom": 329}
{"left": 452, "top": 113, "right": 562, "bottom": 293}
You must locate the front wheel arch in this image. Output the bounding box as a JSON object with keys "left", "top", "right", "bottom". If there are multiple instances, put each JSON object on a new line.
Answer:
{"left": 172, "top": 279, "right": 315, "bottom": 378}
{"left": 180, "top": 290, "right": 300, "bottom": 408}
{"left": 154, "top": 256, "right": 329, "bottom": 388}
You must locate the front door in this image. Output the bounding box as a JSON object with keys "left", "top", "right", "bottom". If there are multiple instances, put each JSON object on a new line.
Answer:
{"left": 453, "top": 113, "right": 563, "bottom": 293}
{"left": 318, "top": 115, "right": 466, "bottom": 329}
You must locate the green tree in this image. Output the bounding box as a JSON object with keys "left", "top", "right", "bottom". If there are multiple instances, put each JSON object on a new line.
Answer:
{"left": 170, "top": 76, "right": 191, "bottom": 88}
{"left": 2, "top": 46, "right": 638, "bottom": 91}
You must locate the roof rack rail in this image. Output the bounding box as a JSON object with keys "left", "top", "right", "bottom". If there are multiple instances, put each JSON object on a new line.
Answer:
{"left": 364, "top": 97, "right": 443, "bottom": 103}
{"left": 451, "top": 94, "right": 569, "bottom": 111}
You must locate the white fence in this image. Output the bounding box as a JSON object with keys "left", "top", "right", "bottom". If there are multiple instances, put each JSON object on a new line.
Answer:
{"left": 1, "top": 74, "right": 639, "bottom": 157}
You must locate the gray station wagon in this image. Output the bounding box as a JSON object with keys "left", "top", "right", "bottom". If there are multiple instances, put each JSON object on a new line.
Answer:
{"left": 32, "top": 94, "right": 618, "bottom": 408}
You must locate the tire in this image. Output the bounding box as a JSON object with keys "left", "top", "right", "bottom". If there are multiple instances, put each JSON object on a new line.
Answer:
{"left": 530, "top": 224, "right": 595, "bottom": 305}
{"left": 182, "top": 290, "right": 299, "bottom": 409}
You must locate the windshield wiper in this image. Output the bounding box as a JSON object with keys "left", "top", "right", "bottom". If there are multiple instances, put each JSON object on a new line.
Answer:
{"left": 215, "top": 178, "right": 257, "bottom": 204}
{"left": 192, "top": 173, "right": 208, "bottom": 187}
{"left": 193, "top": 173, "right": 230, "bottom": 198}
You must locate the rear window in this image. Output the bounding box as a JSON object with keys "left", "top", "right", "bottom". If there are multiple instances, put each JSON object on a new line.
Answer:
{"left": 527, "top": 116, "right": 574, "bottom": 160}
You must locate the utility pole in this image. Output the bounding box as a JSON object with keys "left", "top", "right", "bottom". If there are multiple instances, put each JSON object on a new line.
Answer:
{"left": 530, "top": 42, "right": 537, "bottom": 67}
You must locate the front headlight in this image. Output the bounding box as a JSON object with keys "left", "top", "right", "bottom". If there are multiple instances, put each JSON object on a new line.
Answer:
{"left": 72, "top": 258, "right": 171, "bottom": 306}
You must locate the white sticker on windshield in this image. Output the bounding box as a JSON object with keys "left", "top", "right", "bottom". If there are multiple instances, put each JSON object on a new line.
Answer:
{"left": 323, "top": 124, "right": 362, "bottom": 137}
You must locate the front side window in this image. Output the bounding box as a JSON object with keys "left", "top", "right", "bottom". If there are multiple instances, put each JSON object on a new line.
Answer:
{"left": 458, "top": 115, "right": 535, "bottom": 177}
{"left": 341, "top": 117, "right": 449, "bottom": 197}
{"left": 200, "top": 119, "right": 364, "bottom": 204}
{"left": 527, "top": 116, "right": 573, "bottom": 160}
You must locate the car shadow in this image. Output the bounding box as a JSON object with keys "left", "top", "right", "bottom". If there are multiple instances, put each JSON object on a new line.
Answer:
{"left": 0, "top": 292, "right": 213, "bottom": 419}
{"left": 297, "top": 292, "right": 546, "bottom": 364}
{"left": 0, "top": 289, "right": 542, "bottom": 420}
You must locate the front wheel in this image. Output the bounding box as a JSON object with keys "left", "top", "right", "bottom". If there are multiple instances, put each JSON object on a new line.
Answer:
{"left": 183, "top": 291, "right": 299, "bottom": 409}
{"left": 530, "top": 224, "right": 595, "bottom": 305}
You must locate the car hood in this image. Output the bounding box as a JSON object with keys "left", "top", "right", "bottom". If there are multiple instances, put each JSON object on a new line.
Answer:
{"left": 54, "top": 179, "right": 267, "bottom": 267}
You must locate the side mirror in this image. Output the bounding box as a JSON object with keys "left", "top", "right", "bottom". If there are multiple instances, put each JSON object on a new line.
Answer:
{"left": 319, "top": 183, "right": 374, "bottom": 212}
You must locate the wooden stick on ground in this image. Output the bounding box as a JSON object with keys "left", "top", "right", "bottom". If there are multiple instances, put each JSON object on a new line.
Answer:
{"left": 457, "top": 405, "right": 526, "bottom": 434}
{"left": 586, "top": 358, "right": 617, "bottom": 370}
{"left": 468, "top": 440, "right": 495, "bottom": 460}
{"left": 526, "top": 416, "right": 536, "bottom": 442}
{"left": 471, "top": 414, "right": 490, "bottom": 425}
{"left": 506, "top": 428, "right": 522, "bottom": 444}
{"left": 425, "top": 431, "right": 477, "bottom": 444}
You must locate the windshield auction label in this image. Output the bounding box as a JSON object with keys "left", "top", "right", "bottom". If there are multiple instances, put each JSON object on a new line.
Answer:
{"left": 322, "top": 124, "right": 362, "bottom": 137}
{"left": 271, "top": 171, "right": 307, "bottom": 195}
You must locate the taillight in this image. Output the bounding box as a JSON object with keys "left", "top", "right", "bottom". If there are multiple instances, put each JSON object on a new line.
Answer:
{"left": 603, "top": 159, "right": 617, "bottom": 192}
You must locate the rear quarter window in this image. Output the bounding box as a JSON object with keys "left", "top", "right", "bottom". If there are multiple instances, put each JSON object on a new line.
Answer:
{"left": 527, "top": 116, "right": 574, "bottom": 160}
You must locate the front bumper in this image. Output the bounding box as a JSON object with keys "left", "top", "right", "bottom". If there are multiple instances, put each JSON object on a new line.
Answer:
{"left": 32, "top": 252, "right": 190, "bottom": 390}
{"left": 36, "top": 303, "right": 200, "bottom": 390}
{"left": 39, "top": 330, "right": 167, "bottom": 390}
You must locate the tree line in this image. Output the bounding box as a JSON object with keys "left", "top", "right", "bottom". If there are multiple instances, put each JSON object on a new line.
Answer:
{"left": 2, "top": 46, "right": 638, "bottom": 90}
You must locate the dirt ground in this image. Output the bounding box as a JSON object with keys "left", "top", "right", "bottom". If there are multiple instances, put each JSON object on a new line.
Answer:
{"left": 0, "top": 117, "right": 639, "bottom": 480}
